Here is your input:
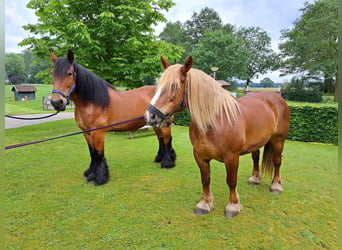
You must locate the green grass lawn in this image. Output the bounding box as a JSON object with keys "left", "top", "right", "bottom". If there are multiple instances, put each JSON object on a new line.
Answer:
{"left": 5, "top": 120, "right": 337, "bottom": 249}
{"left": 5, "top": 84, "right": 57, "bottom": 114}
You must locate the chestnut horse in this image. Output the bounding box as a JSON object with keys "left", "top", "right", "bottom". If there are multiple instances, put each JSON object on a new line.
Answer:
{"left": 50, "top": 50, "right": 176, "bottom": 185}
{"left": 145, "top": 56, "right": 290, "bottom": 217}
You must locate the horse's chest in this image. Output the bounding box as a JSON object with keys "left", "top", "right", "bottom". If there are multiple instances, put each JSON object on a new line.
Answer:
{"left": 190, "top": 129, "right": 230, "bottom": 162}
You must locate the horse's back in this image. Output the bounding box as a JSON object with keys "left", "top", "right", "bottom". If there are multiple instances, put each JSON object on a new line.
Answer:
{"left": 118, "top": 85, "right": 156, "bottom": 100}
{"left": 239, "top": 92, "right": 288, "bottom": 116}
{"left": 236, "top": 92, "right": 290, "bottom": 151}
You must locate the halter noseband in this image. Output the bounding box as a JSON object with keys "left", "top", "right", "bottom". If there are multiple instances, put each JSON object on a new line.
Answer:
{"left": 147, "top": 87, "right": 187, "bottom": 127}
{"left": 52, "top": 73, "right": 76, "bottom": 105}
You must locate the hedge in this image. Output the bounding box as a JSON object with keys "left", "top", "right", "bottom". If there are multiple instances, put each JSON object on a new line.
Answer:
{"left": 173, "top": 105, "right": 338, "bottom": 145}
{"left": 287, "top": 105, "right": 337, "bottom": 144}
{"left": 281, "top": 88, "right": 323, "bottom": 103}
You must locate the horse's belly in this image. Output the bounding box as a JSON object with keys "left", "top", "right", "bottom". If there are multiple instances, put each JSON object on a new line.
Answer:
{"left": 240, "top": 138, "right": 270, "bottom": 155}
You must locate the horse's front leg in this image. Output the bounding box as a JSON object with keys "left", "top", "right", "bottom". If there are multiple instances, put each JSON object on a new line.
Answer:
{"left": 224, "top": 154, "right": 242, "bottom": 217}
{"left": 83, "top": 131, "right": 109, "bottom": 185}
{"left": 193, "top": 150, "right": 214, "bottom": 215}
{"left": 153, "top": 127, "right": 176, "bottom": 169}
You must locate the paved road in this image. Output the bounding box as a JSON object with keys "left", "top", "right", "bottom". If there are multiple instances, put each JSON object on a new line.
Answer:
{"left": 5, "top": 112, "right": 75, "bottom": 129}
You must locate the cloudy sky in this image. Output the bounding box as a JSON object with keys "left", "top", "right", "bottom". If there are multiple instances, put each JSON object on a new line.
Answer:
{"left": 5, "top": 0, "right": 314, "bottom": 82}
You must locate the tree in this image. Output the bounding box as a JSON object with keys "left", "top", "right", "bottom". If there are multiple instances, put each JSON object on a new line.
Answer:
{"left": 159, "top": 21, "right": 186, "bottom": 47}
{"left": 19, "top": 0, "right": 183, "bottom": 88}
{"left": 279, "top": 0, "right": 338, "bottom": 101}
{"left": 158, "top": 7, "right": 280, "bottom": 85}
{"left": 159, "top": 21, "right": 190, "bottom": 62}
{"left": 184, "top": 7, "right": 223, "bottom": 45}
{"left": 260, "top": 77, "right": 274, "bottom": 88}
{"left": 159, "top": 7, "right": 223, "bottom": 62}
{"left": 235, "top": 26, "right": 280, "bottom": 88}
{"left": 5, "top": 54, "right": 25, "bottom": 84}
{"left": 193, "top": 30, "right": 248, "bottom": 81}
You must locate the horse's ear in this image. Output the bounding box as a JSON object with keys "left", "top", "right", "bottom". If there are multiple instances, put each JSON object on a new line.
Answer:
{"left": 67, "top": 50, "right": 74, "bottom": 64}
{"left": 49, "top": 49, "right": 58, "bottom": 63}
{"left": 182, "top": 55, "right": 193, "bottom": 73}
{"left": 160, "top": 56, "right": 171, "bottom": 70}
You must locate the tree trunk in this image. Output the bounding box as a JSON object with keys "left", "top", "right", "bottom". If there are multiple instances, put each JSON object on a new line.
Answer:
{"left": 245, "top": 78, "right": 251, "bottom": 92}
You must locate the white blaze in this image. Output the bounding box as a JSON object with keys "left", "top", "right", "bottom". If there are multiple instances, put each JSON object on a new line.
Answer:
{"left": 150, "top": 88, "right": 162, "bottom": 105}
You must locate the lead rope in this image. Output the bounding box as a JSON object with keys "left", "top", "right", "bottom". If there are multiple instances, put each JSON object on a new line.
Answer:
{"left": 5, "top": 115, "right": 145, "bottom": 150}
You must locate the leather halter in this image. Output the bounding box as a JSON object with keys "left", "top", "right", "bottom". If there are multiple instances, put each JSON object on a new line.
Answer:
{"left": 147, "top": 87, "right": 187, "bottom": 126}
{"left": 52, "top": 73, "right": 76, "bottom": 105}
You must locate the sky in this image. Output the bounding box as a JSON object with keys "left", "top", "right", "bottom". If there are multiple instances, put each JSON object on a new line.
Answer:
{"left": 5, "top": 0, "right": 314, "bottom": 83}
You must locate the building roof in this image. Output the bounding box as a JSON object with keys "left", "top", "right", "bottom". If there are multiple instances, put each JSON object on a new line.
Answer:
{"left": 11, "top": 85, "right": 37, "bottom": 93}
{"left": 216, "top": 80, "right": 230, "bottom": 86}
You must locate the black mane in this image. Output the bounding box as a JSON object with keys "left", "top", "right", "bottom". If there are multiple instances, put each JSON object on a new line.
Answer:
{"left": 54, "top": 57, "right": 114, "bottom": 108}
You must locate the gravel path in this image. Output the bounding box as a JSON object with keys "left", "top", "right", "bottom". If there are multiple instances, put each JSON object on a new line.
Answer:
{"left": 5, "top": 112, "right": 75, "bottom": 129}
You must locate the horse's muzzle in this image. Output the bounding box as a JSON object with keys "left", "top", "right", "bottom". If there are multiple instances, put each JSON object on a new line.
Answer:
{"left": 50, "top": 97, "right": 67, "bottom": 111}
{"left": 145, "top": 109, "right": 164, "bottom": 127}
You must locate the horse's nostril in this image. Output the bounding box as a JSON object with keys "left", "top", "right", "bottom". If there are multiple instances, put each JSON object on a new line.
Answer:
{"left": 59, "top": 99, "right": 64, "bottom": 104}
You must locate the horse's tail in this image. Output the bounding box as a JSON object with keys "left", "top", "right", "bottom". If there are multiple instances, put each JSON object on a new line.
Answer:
{"left": 262, "top": 141, "right": 274, "bottom": 177}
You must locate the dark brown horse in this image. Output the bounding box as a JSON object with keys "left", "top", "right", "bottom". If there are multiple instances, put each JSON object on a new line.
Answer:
{"left": 145, "top": 56, "right": 290, "bottom": 217}
{"left": 50, "top": 50, "right": 176, "bottom": 185}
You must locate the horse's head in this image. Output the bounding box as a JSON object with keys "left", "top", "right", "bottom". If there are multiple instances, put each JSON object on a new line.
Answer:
{"left": 145, "top": 56, "right": 193, "bottom": 126}
{"left": 50, "top": 50, "right": 76, "bottom": 111}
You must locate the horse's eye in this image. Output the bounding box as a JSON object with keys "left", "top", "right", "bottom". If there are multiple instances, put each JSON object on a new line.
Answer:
{"left": 68, "top": 72, "right": 73, "bottom": 77}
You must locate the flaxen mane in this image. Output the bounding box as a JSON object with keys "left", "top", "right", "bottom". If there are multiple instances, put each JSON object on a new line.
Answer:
{"left": 158, "top": 65, "right": 241, "bottom": 134}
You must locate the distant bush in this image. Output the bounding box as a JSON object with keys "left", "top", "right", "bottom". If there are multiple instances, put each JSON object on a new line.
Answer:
{"left": 281, "top": 77, "right": 323, "bottom": 102}
{"left": 281, "top": 88, "right": 323, "bottom": 102}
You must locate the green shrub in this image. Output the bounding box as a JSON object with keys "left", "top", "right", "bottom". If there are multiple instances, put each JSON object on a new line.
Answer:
{"left": 288, "top": 105, "right": 337, "bottom": 144}
{"left": 281, "top": 88, "right": 323, "bottom": 102}
{"left": 173, "top": 104, "right": 338, "bottom": 145}
{"left": 174, "top": 109, "right": 191, "bottom": 126}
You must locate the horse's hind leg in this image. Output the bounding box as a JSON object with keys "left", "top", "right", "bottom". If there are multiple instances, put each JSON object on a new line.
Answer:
{"left": 248, "top": 150, "right": 261, "bottom": 185}
{"left": 83, "top": 132, "right": 109, "bottom": 185}
{"left": 270, "top": 139, "right": 286, "bottom": 194}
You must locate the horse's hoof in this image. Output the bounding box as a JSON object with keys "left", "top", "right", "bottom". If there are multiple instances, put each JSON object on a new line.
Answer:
{"left": 270, "top": 182, "right": 283, "bottom": 194}
{"left": 224, "top": 210, "right": 240, "bottom": 218}
{"left": 161, "top": 161, "right": 175, "bottom": 169}
{"left": 86, "top": 174, "right": 109, "bottom": 185}
{"left": 224, "top": 202, "right": 242, "bottom": 218}
{"left": 248, "top": 181, "right": 260, "bottom": 186}
{"left": 84, "top": 169, "right": 91, "bottom": 177}
{"left": 154, "top": 155, "right": 163, "bottom": 163}
{"left": 248, "top": 176, "right": 261, "bottom": 186}
{"left": 194, "top": 208, "right": 210, "bottom": 215}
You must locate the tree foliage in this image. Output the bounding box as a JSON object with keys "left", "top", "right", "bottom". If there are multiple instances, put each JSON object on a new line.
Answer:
{"left": 235, "top": 27, "right": 280, "bottom": 86}
{"left": 5, "top": 54, "right": 26, "bottom": 84}
{"left": 192, "top": 30, "right": 247, "bottom": 81}
{"left": 260, "top": 77, "right": 274, "bottom": 88}
{"left": 20, "top": 0, "right": 183, "bottom": 88}
{"left": 279, "top": 0, "right": 338, "bottom": 99}
{"left": 159, "top": 7, "right": 279, "bottom": 85}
